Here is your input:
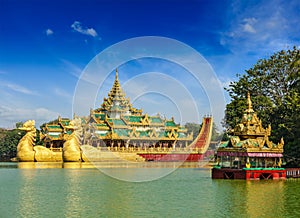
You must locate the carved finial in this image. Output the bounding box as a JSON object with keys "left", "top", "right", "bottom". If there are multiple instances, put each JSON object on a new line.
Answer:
{"left": 247, "top": 92, "right": 252, "bottom": 109}
{"left": 246, "top": 92, "right": 254, "bottom": 113}
{"left": 115, "top": 68, "right": 119, "bottom": 80}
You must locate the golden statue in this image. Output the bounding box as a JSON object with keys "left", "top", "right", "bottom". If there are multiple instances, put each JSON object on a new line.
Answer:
{"left": 63, "top": 118, "right": 83, "bottom": 162}
{"left": 17, "top": 120, "right": 60, "bottom": 162}
{"left": 17, "top": 120, "right": 36, "bottom": 162}
{"left": 34, "top": 145, "right": 57, "bottom": 162}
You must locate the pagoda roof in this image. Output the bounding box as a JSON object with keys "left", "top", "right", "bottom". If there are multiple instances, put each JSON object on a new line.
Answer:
{"left": 46, "top": 125, "right": 62, "bottom": 130}
{"left": 149, "top": 116, "right": 163, "bottom": 124}
{"left": 94, "top": 113, "right": 105, "bottom": 120}
{"left": 41, "top": 116, "right": 74, "bottom": 141}
{"left": 107, "top": 118, "right": 127, "bottom": 127}
{"left": 165, "top": 119, "right": 177, "bottom": 127}
{"left": 44, "top": 116, "right": 71, "bottom": 132}
{"left": 92, "top": 126, "right": 192, "bottom": 141}
{"left": 93, "top": 123, "right": 110, "bottom": 130}
{"left": 59, "top": 70, "right": 193, "bottom": 142}
{"left": 232, "top": 92, "right": 272, "bottom": 138}
{"left": 95, "top": 69, "right": 142, "bottom": 115}
{"left": 218, "top": 92, "right": 284, "bottom": 153}
{"left": 123, "top": 115, "right": 142, "bottom": 123}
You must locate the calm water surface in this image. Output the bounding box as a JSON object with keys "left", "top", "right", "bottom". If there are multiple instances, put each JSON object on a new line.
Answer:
{"left": 0, "top": 162, "right": 300, "bottom": 218}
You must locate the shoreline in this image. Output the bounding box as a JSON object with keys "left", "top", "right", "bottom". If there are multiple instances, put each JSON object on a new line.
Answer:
{"left": 0, "top": 161, "right": 213, "bottom": 169}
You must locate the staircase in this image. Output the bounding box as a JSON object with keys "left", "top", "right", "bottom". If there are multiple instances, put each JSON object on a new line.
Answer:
{"left": 189, "top": 116, "right": 213, "bottom": 153}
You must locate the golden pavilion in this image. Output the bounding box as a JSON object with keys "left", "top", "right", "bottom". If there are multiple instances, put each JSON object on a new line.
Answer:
{"left": 212, "top": 92, "right": 285, "bottom": 179}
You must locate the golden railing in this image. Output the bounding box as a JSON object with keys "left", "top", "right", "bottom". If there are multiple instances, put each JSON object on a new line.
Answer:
{"left": 48, "top": 146, "right": 206, "bottom": 154}
{"left": 86, "top": 146, "right": 205, "bottom": 154}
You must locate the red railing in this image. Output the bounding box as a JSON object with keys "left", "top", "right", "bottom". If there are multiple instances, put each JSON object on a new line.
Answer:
{"left": 286, "top": 168, "right": 300, "bottom": 178}
{"left": 189, "top": 116, "right": 213, "bottom": 153}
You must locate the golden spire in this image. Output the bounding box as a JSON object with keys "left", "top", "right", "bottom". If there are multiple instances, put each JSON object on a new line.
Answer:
{"left": 115, "top": 68, "right": 118, "bottom": 81}
{"left": 98, "top": 69, "right": 142, "bottom": 116}
{"left": 246, "top": 92, "right": 254, "bottom": 113}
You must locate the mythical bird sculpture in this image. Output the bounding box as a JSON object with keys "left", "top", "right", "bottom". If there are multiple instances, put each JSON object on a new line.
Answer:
{"left": 63, "top": 117, "right": 83, "bottom": 162}
{"left": 17, "top": 120, "right": 59, "bottom": 162}
{"left": 17, "top": 120, "right": 36, "bottom": 162}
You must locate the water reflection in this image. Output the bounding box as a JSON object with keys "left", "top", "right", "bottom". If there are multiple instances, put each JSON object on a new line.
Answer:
{"left": 2, "top": 164, "right": 300, "bottom": 217}
{"left": 15, "top": 161, "right": 205, "bottom": 169}
{"left": 15, "top": 161, "right": 207, "bottom": 182}
{"left": 282, "top": 179, "right": 300, "bottom": 217}
{"left": 18, "top": 170, "right": 38, "bottom": 217}
{"left": 18, "top": 162, "right": 63, "bottom": 169}
{"left": 64, "top": 170, "right": 83, "bottom": 217}
{"left": 245, "top": 181, "right": 285, "bottom": 217}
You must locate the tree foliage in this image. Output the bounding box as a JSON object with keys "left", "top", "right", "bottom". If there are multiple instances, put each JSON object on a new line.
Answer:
{"left": 185, "top": 122, "right": 222, "bottom": 141}
{"left": 185, "top": 122, "right": 201, "bottom": 139}
{"left": 224, "top": 46, "right": 300, "bottom": 166}
{"left": 0, "top": 128, "right": 25, "bottom": 161}
{"left": 0, "top": 121, "right": 45, "bottom": 160}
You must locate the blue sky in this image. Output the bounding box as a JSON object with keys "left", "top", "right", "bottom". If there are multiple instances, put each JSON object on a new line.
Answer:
{"left": 1, "top": 0, "right": 300, "bottom": 128}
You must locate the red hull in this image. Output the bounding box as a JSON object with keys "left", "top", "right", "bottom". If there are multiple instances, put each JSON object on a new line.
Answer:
{"left": 212, "top": 168, "right": 286, "bottom": 180}
{"left": 138, "top": 153, "right": 204, "bottom": 162}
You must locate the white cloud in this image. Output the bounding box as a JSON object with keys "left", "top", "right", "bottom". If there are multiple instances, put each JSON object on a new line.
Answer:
{"left": 243, "top": 25, "right": 255, "bottom": 34}
{"left": 0, "top": 80, "right": 38, "bottom": 95}
{"left": 46, "top": 28, "right": 54, "bottom": 36}
{"left": 71, "top": 21, "right": 98, "bottom": 37}
{"left": 54, "top": 87, "right": 72, "bottom": 99}
{"left": 220, "top": 1, "right": 300, "bottom": 55}
{"left": 241, "top": 18, "right": 257, "bottom": 33}
{"left": 0, "top": 106, "right": 59, "bottom": 129}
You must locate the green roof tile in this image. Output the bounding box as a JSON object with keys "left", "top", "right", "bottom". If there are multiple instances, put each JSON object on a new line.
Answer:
{"left": 47, "top": 125, "right": 62, "bottom": 129}
{"left": 178, "top": 133, "right": 186, "bottom": 138}
{"left": 150, "top": 117, "right": 163, "bottom": 123}
{"left": 114, "top": 129, "right": 130, "bottom": 137}
{"left": 165, "top": 121, "right": 176, "bottom": 127}
{"left": 94, "top": 113, "right": 105, "bottom": 120}
{"left": 137, "top": 131, "right": 148, "bottom": 137}
{"left": 60, "top": 120, "right": 70, "bottom": 126}
{"left": 129, "top": 116, "right": 142, "bottom": 123}
{"left": 112, "top": 119, "right": 126, "bottom": 126}
{"left": 219, "top": 141, "right": 229, "bottom": 148}
{"left": 96, "top": 123, "right": 108, "bottom": 127}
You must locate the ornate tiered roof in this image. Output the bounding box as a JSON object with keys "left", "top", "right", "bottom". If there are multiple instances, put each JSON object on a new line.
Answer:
{"left": 219, "top": 92, "right": 284, "bottom": 153}
{"left": 42, "top": 70, "right": 193, "bottom": 143}
{"left": 233, "top": 92, "right": 271, "bottom": 139}
{"left": 87, "top": 70, "right": 193, "bottom": 142}
{"left": 42, "top": 116, "right": 71, "bottom": 141}
{"left": 96, "top": 69, "right": 142, "bottom": 117}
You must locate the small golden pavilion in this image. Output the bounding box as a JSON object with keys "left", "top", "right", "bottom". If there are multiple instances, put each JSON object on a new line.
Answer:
{"left": 212, "top": 92, "right": 285, "bottom": 180}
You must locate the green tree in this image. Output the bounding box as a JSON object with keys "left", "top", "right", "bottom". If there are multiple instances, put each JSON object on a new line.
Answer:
{"left": 185, "top": 122, "right": 201, "bottom": 139}
{"left": 185, "top": 122, "right": 223, "bottom": 141}
{"left": 15, "top": 122, "right": 24, "bottom": 129}
{"left": 0, "top": 128, "right": 25, "bottom": 161}
{"left": 224, "top": 47, "right": 300, "bottom": 166}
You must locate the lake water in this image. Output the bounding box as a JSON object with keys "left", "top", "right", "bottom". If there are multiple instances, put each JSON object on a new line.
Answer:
{"left": 1, "top": 162, "right": 300, "bottom": 218}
